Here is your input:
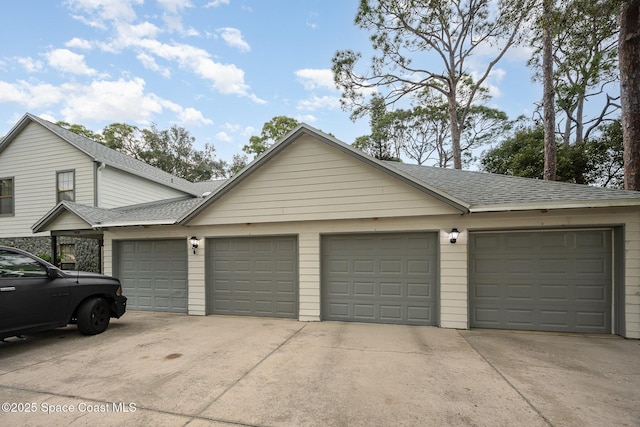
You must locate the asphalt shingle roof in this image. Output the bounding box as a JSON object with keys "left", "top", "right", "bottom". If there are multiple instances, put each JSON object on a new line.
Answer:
{"left": 385, "top": 161, "right": 640, "bottom": 210}
{"left": 58, "top": 198, "right": 205, "bottom": 227}
{"left": 27, "top": 114, "right": 203, "bottom": 196}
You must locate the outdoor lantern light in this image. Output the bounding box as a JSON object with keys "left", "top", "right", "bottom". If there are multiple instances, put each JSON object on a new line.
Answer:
{"left": 449, "top": 228, "right": 459, "bottom": 244}
{"left": 190, "top": 236, "right": 199, "bottom": 254}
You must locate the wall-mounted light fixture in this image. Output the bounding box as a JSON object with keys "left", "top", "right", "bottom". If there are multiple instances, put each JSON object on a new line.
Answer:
{"left": 190, "top": 236, "right": 199, "bottom": 254}
{"left": 449, "top": 228, "right": 459, "bottom": 244}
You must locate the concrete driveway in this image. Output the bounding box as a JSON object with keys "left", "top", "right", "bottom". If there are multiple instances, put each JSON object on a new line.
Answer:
{"left": 0, "top": 312, "right": 638, "bottom": 427}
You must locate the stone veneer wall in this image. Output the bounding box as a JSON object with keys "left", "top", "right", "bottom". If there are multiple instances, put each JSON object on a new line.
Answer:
{"left": 0, "top": 236, "right": 101, "bottom": 273}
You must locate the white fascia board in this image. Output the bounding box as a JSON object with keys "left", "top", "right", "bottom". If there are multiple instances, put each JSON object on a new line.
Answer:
{"left": 93, "top": 220, "right": 176, "bottom": 228}
{"left": 470, "top": 199, "right": 640, "bottom": 213}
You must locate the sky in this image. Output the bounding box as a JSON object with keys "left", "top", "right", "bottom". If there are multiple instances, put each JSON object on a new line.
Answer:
{"left": 0, "top": 0, "right": 542, "bottom": 166}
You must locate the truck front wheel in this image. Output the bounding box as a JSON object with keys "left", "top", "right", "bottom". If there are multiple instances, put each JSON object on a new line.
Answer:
{"left": 77, "top": 298, "right": 111, "bottom": 335}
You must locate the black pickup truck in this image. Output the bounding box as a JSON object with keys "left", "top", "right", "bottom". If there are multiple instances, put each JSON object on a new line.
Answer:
{"left": 0, "top": 246, "right": 126, "bottom": 340}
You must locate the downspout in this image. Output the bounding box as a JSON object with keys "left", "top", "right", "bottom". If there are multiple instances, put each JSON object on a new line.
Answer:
{"left": 95, "top": 162, "right": 106, "bottom": 207}
{"left": 96, "top": 162, "right": 106, "bottom": 273}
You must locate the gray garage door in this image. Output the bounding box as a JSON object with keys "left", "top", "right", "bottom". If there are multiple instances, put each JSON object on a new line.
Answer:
{"left": 207, "top": 236, "right": 298, "bottom": 318}
{"left": 322, "top": 233, "right": 438, "bottom": 326}
{"left": 116, "top": 240, "right": 188, "bottom": 313}
{"left": 469, "top": 229, "right": 612, "bottom": 333}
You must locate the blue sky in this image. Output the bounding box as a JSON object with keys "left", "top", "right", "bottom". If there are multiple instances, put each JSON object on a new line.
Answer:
{"left": 0, "top": 0, "right": 541, "bottom": 165}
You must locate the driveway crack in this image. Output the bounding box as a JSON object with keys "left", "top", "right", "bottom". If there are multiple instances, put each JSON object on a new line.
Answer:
{"left": 196, "top": 324, "right": 307, "bottom": 417}
{"left": 457, "top": 331, "right": 554, "bottom": 427}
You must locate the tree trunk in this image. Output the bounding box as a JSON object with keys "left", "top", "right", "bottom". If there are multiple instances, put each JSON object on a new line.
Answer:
{"left": 563, "top": 112, "right": 571, "bottom": 146}
{"left": 448, "top": 92, "right": 462, "bottom": 169}
{"left": 575, "top": 96, "right": 584, "bottom": 144}
{"left": 620, "top": 0, "right": 640, "bottom": 190}
{"left": 543, "top": 0, "right": 556, "bottom": 180}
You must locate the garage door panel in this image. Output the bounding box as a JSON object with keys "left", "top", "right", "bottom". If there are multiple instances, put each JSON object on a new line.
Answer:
{"left": 380, "top": 259, "right": 402, "bottom": 273}
{"left": 380, "top": 282, "right": 402, "bottom": 297}
{"left": 408, "top": 306, "right": 430, "bottom": 322}
{"left": 507, "top": 284, "right": 533, "bottom": 301}
{"left": 506, "top": 234, "right": 535, "bottom": 248}
{"left": 407, "top": 283, "right": 429, "bottom": 297}
{"left": 208, "top": 236, "right": 298, "bottom": 318}
{"left": 507, "top": 309, "right": 533, "bottom": 325}
{"left": 577, "top": 311, "right": 606, "bottom": 327}
{"left": 354, "top": 282, "right": 374, "bottom": 296}
{"left": 277, "top": 282, "right": 295, "bottom": 294}
{"left": 354, "top": 304, "right": 375, "bottom": 319}
{"left": 470, "top": 230, "right": 612, "bottom": 333}
{"left": 322, "top": 233, "right": 437, "bottom": 326}
{"left": 380, "top": 305, "right": 402, "bottom": 320}
{"left": 576, "top": 285, "right": 606, "bottom": 301}
{"left": 540, "top": 284, "right": 569, "bottom": 301}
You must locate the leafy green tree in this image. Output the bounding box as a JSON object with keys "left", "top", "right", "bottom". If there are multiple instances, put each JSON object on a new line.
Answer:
{"left": 355, "top": 90, "right": 509, "bottom": 167}
{"left": 140, "top": 124, "right": 221, "bottom": 182}
{"left": 60, "top": 120, "right": 226, "bottom": 182}
{"left": 353, "top": 95, "right": 402, "bottom": 161}
{"left": 481, "top": 125, "right": 588, "bottom": 183}
{"left": 243, "top": 116, "right": 299, "bottom": 157}
{"left": 332, "top": 0, "right": 535, "bottom": 169}
{"left": 583, "top": 120, "right": 624, "bottom": 188}
{"left": 227, "top": 153, "right": 249, "bottom": 176}
{"left": 481, "top": 121, "right": 624, "bottom": 187}
{"left": 102, "top": 123, "right": 145, "bottom": 160}
{"left": 56, "top": 121, "right": 103, "bottom": 142}
{"left": 529, "top": 0, "right": 620, "bottom": 146}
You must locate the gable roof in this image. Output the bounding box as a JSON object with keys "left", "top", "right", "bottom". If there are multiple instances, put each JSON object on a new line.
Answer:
{"left": 31, "top": 122, "right": 640, "bottom": 232}
{"left": 0, "top": 113, "right": 202, "bottom": 196}
{"left": 32, "top": 197, "right": 205, "bottom": 232}
{"left": 177, "top": 123, "right": 472, "bottom": 224}
{"left": 178, "top": 123, "right": 640, "bottom": 223}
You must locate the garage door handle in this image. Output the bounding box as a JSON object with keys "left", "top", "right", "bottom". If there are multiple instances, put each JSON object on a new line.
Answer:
{"left": 0, "top": 287, "right": 16, "bottom": 292}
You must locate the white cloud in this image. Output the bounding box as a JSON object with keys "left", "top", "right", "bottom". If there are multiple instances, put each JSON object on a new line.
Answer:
{"left": 133, "top": 39, "right": 263, "bottom": 101}
{"left": 112, "top": 21, "right": 161, "bottom": 48}
{"left": 16, "top": 57, "right": 43, "bottom": 73}
{"left": 66, "top": 37, "right": 93, "bottom": 50}
{"left": 59, "top": 78, "right": 167, "bottom": 123}
{"left": 295, "top": 69, "right": 335, "bottom": 91}
{"left": 66, "top": 0, "right": 142, "bottom": 24}
{"left": 216, "top": 131, "right": 232, "bottom": 142}
{"left": 223, "top": 123, "right": 241, "bottom": 132}
{"left": 0, "top": 78, "right": 216, "bottom": 131}
{"left": 205, "top": 0, "right": 229, "bottom": 8}
{"left": 296, "top": 114, "right": 317, "bottom": 123}
{"left": 137, "top": 53, "right": 171, "bottom": 78}
{"left": 157, "top": 0, "right": 192, "bottom": 14}
{"left": 241, "top": 126, "right": 255, "bottom": 137}
{"left": 65, "top": 0, "right": 262, "bottom": 102}
{"left": 46, "top": 49, "right": 96, "bottom": 75}
{"left": 0, "top": 80, "right": 63, "bottom": 108}
{"left": 178, "top": 107, "right": 213, "bottom": 125}
{"left": 217, "top": 27, "right": 250, "bottom": 52}
{"left": 297, "top": 95, "right": 340, "bottom": 111}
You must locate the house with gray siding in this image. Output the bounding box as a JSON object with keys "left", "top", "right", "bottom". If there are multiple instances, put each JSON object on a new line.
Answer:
{"left": 5, "top": 113, "right": 640, "bottom": 338}
{"left": 0, "top": 113, "right": 215, "bottom": 271}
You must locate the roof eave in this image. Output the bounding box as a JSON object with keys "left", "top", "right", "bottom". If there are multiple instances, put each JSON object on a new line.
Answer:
{"left": 94, "top": 219, "right": 178, "bottom": 228}
{"left": 469, "top": 199, "right": 640, "bottom": 213}
{"left": 0, "top": 113, "right": 33, "bottom": 155}
{"left": 32, "top": 201, "right": 93, "bottom": 233}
